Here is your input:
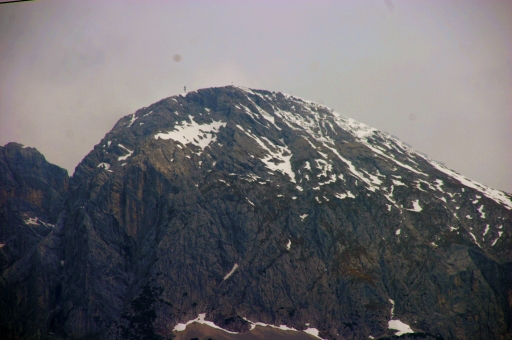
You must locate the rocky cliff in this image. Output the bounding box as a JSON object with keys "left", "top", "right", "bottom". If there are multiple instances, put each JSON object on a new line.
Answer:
{"left": 0, "top": 142, "right": 69, "bottom": 338}
{"left": 1, "top": 86, "right": 511, "bottom": 339}
{"left": 0, "top": 142, "right": 68, "bottom": 266}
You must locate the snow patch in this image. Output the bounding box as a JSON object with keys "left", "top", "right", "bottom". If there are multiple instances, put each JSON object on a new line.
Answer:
{"left": 387, "top": 299, "right": 414, "bottom": 336}
{"left": 361, "top": 141, "right": 427, "bottom": 176}
{"left": 223, "top": 263, "right": 239, "bottom": 281}
{"left": 392, "top": 179, "right": 407, "bottom": 187}
{"left": 155, "top": 116, "right": 226, "bottom": 152}
{"left": 25, "top": 217, "right": 39, "bottom": 225}
{"left": 407, "top": 200, "right": 422, "bottom": 212}
{"left": 127, "top": 113, "right": 138, "bottom": 127}
{"left": 304, "top": 328, "right": 322, "bottom": 338}
{"left": 335, "top": 191, "right": 355, "bottom": 199}
{"left": 239, "top": 316, "right": 326, "bottom": 340}
{"left": 118, "top": 144, "right": 134, "bottom": 161}
{"left": 286, "top": 239, "right": 291, "bottom": 250}
{"left": 483, "top": 224, "right": 490, "bottom": 236}
{"left": 388, "top": 320, "right": 415, "bottom": 336}
{"left": 173, "top": 313, "right": 239, "bottom": 334}
{"left": 491, "top": 231, "right": 503, "bottom": 246}
{"left": 477, "top": 205, "right": 485, "bottom": 219}
{"left": 237, "top": 125, "right": 295, "bottom": 182}
{"left": 468, "top": 232, "right": 481, "bottom": 248}
{"left": 434, "top": 179, "right": 444, "bottom": 191}
{"left": 97, "top": 162, "right": 111, "bottom": 170}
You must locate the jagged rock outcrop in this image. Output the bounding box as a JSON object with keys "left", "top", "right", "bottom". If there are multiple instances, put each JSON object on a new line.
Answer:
{"left": 1, "top": 86, "right": 511, "bottom": 339}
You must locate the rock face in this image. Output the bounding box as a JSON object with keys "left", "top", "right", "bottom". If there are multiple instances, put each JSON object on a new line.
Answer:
{"left": 0, "top": 142, "right": 68, "bottom": 339}
{"left": 0, "top": 142, "right": 68, "bottom": 266}
{"left": 1, "top": 86, "right": 511, "bottom": 340}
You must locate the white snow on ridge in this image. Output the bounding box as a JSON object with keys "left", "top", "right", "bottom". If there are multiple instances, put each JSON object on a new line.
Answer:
{"left": 329, "top": 111, "right": 377, "bottom": 139}
{"left": 127, "top": 113, "right": 138, "bottom": 127}
{"left": 267, "top": 103, "right": 387, "bottom": 190}
{"left": 154, "top": 116, "right": 226, "bottom": 151}
{"left": 237, "top": 89, "right": 512, "bottom": 213}
{"left": 429, "top": 161, "right": 512, "bottom": 210}
{"left": 330, "top": 110, "right": 433, "bottom": 179}
{"left": 241, "top": 93, "right": 282, "bottom": 130}
{"left": 360, "top": 141, "right": 427, "bottom": 176}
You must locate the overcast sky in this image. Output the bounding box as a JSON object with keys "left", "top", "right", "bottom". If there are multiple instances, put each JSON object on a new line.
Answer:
{"left": 1, "top": 0, "right": 511, "bottom": 193}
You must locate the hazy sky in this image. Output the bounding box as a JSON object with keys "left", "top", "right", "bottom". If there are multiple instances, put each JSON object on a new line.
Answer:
{"left": 1, "top": 0, "right": 511, "bottom": 193}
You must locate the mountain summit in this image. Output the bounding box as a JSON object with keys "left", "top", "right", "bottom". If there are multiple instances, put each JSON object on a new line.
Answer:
{"left": 1, "top": 86, "right": 511, "bottom": 339}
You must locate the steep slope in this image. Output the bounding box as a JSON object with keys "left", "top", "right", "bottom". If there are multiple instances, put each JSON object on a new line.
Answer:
{"left": 1, "top": 86, "right": 511, "bottom": 339}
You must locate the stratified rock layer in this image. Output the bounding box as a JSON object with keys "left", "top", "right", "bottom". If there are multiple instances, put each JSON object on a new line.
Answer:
{"left": 1, "top": 86, "right": 511, "bottom": 339}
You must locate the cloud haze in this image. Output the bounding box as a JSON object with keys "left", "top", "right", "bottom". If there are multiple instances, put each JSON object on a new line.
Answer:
{"left": 1, "top": 0, "right": 511, "bottom": 192}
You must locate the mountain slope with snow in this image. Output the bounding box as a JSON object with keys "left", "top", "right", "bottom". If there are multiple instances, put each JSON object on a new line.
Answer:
{"left": 1, "top": 86, "right": 511, "bottom": 339}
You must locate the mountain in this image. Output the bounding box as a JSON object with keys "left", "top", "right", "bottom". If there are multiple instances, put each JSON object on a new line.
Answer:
{"left": 0, "top": 142, "right": 69, "bottom": 339}
{"left": 0, "top": 142, "right": 68, "bottom": 268}
{"left": 0, "top": 86, "right": 511, "bottom": 340}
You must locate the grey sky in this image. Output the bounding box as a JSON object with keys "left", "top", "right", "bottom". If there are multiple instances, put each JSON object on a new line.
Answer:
{"left": 1, "top": 0, "right": 511, "bottom": 193}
